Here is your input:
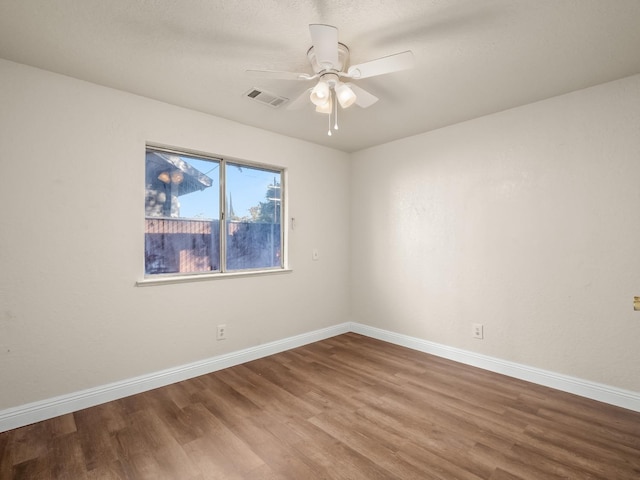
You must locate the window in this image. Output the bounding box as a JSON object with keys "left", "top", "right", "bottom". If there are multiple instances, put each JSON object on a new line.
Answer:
{"left": 144, "top": 146, "right": 284, "bottom": 277}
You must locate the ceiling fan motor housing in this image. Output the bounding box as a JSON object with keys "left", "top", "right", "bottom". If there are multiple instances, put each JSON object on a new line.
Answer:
{"left": 307, "top": 42, "right": 350, "bottom": 74}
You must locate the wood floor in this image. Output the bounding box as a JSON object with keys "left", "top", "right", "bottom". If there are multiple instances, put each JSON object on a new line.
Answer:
{"left": 1, "top": 333, "right": 639, "bottom": 479}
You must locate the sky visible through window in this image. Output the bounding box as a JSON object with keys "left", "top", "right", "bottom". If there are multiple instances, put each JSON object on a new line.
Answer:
{"left": 177, "top": 157, "right": 279, "bottom": 221}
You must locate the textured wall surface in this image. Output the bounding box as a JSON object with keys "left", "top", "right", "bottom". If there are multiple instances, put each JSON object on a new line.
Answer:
{"left": 350, "top": 74, "right": 640, "bottom": 392}
{"left": 0, "top": 59, "right": 350, "bottom": 410}
{"left": 2, "top": 56, "right": 639, "bottom": 413}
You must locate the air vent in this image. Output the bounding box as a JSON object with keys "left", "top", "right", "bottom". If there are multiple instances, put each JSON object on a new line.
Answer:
{"left": 244, "top": 88, "right": 288, "bottom": 108}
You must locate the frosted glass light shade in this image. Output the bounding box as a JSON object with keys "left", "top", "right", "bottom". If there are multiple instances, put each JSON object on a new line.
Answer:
{"left": 310, "top": 80, "right": 330, "bottom": 106}
{"left": 336, "top": 83, "right": 356, "bottom": 108}
{"left": 315, "top": 95, "right": 333, "bottom": 114}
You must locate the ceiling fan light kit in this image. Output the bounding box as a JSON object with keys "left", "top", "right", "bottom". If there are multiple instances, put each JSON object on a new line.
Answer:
{"left": 315, "top": 98, "right": 332, "bottom": 114}
{"left": 247, "top": 24, "right": 415, "bottom": 136}
{"left": 310, "top": 79, "right": 331, "bottom": 106}
{"left": 335, "top": 82, "right": 357, "bottom": 108}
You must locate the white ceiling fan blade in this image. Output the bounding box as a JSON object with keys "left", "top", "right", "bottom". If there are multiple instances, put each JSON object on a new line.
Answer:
{"left": 286, "top": 88, "right": 312, "bottom": 110}
{"left": 309, "top": 24, "right": 339, "bottom": 69}
{"left": 348, "top": 83, "right": 379, "bottom": 108}
{"left": 346, "top": 50, "right": 415, "bottom": 79}
{"left": 246, "top": 69, "right": 316, "bottom": 81}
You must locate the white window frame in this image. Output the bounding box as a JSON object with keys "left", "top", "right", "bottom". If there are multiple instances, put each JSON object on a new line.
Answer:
{"left": 138, "top": 144, "right": 290, "bottom": 286}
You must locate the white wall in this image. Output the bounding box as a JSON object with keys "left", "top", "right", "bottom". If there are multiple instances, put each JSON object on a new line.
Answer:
{"left": 351, "top": 74, "right": 640, "bottom": 392}
{"left": 2, "top": 55, "right": 639, "bottom": 415}
{"left": 0, "top": 59, "right": 351, "bottom": 410}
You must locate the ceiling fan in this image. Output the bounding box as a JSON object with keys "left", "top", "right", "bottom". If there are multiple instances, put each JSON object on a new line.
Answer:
{"left": 247, "top": 24, "right": 415, "bottom": 135}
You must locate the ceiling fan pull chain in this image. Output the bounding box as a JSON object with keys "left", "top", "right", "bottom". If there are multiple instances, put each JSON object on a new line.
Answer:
{"left": 327, "top": 90, "right": 334, "bottom": 136}
{"left": 327, "top": 93, "right": 332, "bottom": 136}
{"left": 334, "top": 91, "right": 339, "bottom": 131}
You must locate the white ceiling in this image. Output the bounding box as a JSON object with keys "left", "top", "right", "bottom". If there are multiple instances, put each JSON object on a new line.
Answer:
{"left": 1, "top": 0, "right": 639, "bottom": 152}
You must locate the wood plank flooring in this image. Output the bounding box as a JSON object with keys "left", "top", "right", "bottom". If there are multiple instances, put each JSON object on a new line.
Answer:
{"left": 1, "top": 333, "right": 639, "bottom": 479}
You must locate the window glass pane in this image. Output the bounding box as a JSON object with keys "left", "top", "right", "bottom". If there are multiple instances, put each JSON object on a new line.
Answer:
{"left": 226, "top": 163, "right": 282, "bottom": 271}
{"left": 145, "top": 149, "right": 220, "bottom": 275}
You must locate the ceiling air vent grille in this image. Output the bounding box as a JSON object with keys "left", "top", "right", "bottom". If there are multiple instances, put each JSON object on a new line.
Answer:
{"left": 244, "top": 88, "right": 288, "bottom": 108}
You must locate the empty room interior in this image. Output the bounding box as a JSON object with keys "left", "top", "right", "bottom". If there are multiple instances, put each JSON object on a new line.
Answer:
{"left": 1, "top": 1, "right": 640, "bottom": 479}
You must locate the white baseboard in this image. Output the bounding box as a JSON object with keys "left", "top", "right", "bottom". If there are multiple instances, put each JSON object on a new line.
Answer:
{"left": 2, "top": 321, "right": 639, "bottom": 433}
{"left": 350, "top": 322, "right": 640, "bottom": 413}
{"left": 0, "top": 323, "right": 350, "bottom": 433}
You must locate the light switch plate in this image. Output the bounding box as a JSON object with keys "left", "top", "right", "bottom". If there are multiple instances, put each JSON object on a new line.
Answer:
{"left": 634, "top": 297, "right": 640, "bottom": 311}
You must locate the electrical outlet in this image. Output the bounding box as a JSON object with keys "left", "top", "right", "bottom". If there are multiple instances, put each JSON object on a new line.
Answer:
{"left": 217, "top": 324, "right": 227, "bottom": 341}
{"left": 472, "top": 323, "right": 484, "bottom": 339}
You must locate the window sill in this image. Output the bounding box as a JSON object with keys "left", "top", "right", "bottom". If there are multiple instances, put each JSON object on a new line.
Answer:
{"left": 136, "top": 268, "right": 293, "bottom": 287}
